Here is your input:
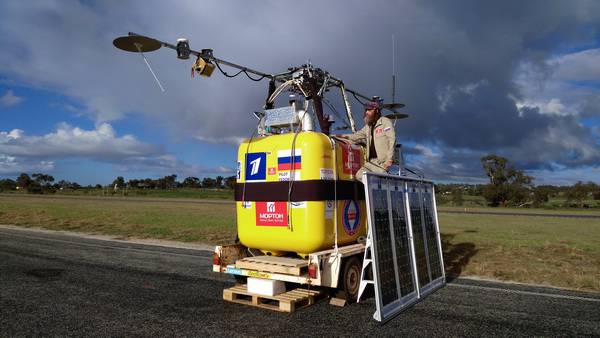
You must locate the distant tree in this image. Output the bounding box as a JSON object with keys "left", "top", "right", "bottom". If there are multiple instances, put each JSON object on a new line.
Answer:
{"left": 215, "top": 176, "right": 224, "bottom": 188}
{"left": 480, "top": 155, "right": 533, "bottom": 207}
{"left": 224, "top": 176, "right": 236, "bottom": 190}
{"left": 565, "top": 181, "right": 589, "bottom": 208}
{"left": 164, "top": 174, "right": 177, "bottom": 189}
{"left": 95, "top": 184, "right": 102, "bottom": 189}
{"left": 128, "top": 179, "right": 140, "bottom": 188}
{"left": 532, "top": 186, "right": 551, "bottom": 207}
{"left": 481, "top": 155, "right": 509, "bottom": 186}
{"left": 16, "top": 173, "right": 32, "bottom": 190}
{"left": 112, "top": 176, "right": 125, "bottom": 189}
{"left": 32, "top": 173, "right": 55, "bottom": 187}
{"left": 583, "top": 182, "right": 600, "bottom": 201}
{"left": 202, "top": 177, "right": 216, "bottom": 188}
{"left": 0, "top": 179, "right": 16, "bottom": 191}
{"left": 182, "top": 177, "right": 201, "bottom": 188}
{"left": 451, "top": 188, "right": 464, "bottom": 206}
{"left": 56, "top": 180, "right": 68, "bottom": 188}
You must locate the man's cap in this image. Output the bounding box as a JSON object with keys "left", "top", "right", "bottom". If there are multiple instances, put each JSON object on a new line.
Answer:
{"left": 364, "top": 101, "right": 381, "bottom": 111}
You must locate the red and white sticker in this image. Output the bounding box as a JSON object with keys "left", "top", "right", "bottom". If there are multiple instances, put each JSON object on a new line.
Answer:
{"left": 256, "top": 202, "right": 288, "bottom": 226}
{"left": 340, "top": 143, "right": 361, "bottom": 175}
{"left": 268, "top": 167, "right": 276, "bottom": 175}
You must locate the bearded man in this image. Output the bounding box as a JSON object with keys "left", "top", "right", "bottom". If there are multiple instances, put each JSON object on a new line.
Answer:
{"left": 341, "top": 100, "right": 396, "bottom": 180}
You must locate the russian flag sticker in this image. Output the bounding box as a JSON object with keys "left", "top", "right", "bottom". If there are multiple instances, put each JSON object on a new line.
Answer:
{"left": 277, "top": 149, "right": 302, "bottom": 171}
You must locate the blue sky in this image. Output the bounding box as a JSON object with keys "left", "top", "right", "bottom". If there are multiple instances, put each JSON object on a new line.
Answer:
{"left": 1, "top": 1, "right": 599, "bottom": 186}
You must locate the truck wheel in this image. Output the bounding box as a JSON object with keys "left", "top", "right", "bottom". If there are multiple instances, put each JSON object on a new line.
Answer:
{"left": 340, "top": 256, "right": 362, "bottom": 303}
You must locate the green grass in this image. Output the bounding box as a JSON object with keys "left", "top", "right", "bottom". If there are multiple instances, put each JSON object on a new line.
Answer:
{"left": 0, "top": 194, "right": 236, "bottom": 243}
{"left": 438, "top": 205, "right": 600, "bottom": 216}
{"left": 1, "top": 194, "right": 598, "bottom": 292}
{"left": 437, "top": 193, "right": 600, "bottom": 209}
{"left": 439, "top": 213, "right": 600, "bottom": 291}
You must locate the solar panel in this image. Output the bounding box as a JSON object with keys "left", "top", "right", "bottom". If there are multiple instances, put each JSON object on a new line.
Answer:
{"left": 372, "top": 187, "right": 398, "bottom": 306}
{"left": 422, "top": 185, "right": 443, "bottom": 281}
{"left": 408, "top": 182, "right": 430, "bottom": 286}
{"left": 390, "top": 188, "right": 415, "bottom": 296}
{"left": 360, "top": 172, "right": 445, "bottom": 322}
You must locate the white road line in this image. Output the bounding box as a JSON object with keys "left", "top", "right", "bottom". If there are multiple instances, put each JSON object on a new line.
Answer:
{"left": 449, "top": 283, "right": 600, "bottom": 303}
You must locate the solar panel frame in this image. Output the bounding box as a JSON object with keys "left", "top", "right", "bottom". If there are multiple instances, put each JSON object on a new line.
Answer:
{"left": 363, "top": 172, "right": 445, "bottom": 322}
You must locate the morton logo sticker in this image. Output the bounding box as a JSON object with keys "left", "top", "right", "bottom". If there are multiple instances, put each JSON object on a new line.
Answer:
{"left": 256, "top": 201, "right": 288, "bottom": 226}
{"left": 342, "top": 200, "right": 360, "bottom": 236}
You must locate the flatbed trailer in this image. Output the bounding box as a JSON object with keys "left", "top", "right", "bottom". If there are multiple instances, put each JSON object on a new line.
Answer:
{"left": 213, "top": 242, "right": 367, "bottom": 307}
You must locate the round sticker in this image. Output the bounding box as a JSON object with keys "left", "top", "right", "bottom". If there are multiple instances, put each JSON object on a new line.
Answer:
{"left": 342, "top": 200, "right": 360, "bottom": 236}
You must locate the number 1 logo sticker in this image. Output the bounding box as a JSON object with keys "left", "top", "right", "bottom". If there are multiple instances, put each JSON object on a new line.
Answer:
{"left": 245, "top": 152, "right": 266, "bottom": 181}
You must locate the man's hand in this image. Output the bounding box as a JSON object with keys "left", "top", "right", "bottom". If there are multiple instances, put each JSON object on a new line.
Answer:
{"left": 383, "top": 159, "right": 393, "bottom": 170}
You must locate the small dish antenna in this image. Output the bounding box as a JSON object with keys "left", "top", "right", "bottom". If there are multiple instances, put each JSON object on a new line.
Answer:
{"left": 113, "top": 35, "right": 166, "bottom": 92}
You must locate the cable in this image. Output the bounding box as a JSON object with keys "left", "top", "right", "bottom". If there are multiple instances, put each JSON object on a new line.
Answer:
{"left": 351, "top": 91, "right": 367, "bottom": 105}
{"left": 241, "top": 119, "right": 262, "bottom": 204}
{"left": 286, "top": 114, "right": 303, "bottom": 231}
{"left": 214, "top": 61, "right": 266, "bottom": 82}
{"left": 323, "top": 98, "right": 351, "bottom": 129}
{"left": 329, "top": 136, "right": 339, "bottom": 254}
{"left": 268, "top": 80, "right": 294, "bottom": 104}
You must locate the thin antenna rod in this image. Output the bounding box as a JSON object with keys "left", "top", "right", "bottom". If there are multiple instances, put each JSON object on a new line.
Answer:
{"left": 135, "top": 42, "right": 166, "bottom": 92}
{"left": 391, "top": 34, "right": 396, "bottom": 104}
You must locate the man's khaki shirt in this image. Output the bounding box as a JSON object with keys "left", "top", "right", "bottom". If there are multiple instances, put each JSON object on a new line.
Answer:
{"left": 346, "top": 116, "right": 396, "bottom": 166}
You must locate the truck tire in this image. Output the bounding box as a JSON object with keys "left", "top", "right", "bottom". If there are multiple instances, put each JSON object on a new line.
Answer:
{"left": 340, "top": 256, "right": 362, "bottom": 303}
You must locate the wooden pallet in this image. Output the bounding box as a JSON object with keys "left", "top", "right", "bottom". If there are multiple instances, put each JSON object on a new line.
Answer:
{"left": 235, "top": 256, "right": 308, "bottom": 276}
{"left": 223, "top": 285, "right": 324, "bottom": 312}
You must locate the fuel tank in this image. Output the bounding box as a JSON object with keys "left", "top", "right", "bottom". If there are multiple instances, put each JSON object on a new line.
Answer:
{"left": 235, "top": 132, "right": 366, "bottom": 256}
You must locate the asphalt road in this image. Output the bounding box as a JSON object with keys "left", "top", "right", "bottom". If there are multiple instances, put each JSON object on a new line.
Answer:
{"left": 1, "top": 227, "right": 599, "bottom": 337}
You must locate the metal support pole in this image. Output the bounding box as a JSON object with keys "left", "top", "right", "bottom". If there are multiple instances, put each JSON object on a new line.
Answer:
{"left": 339, "top": 83, "right": 356, "bottom": 133}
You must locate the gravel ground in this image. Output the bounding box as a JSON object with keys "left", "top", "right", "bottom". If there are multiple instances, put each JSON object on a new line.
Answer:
{"left": 1, "top": 227, "right": 598, "bottom": 337}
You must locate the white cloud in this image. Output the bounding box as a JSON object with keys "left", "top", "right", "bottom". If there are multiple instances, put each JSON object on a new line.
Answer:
{"left": 437, "top": 80, "right": 488, "bottom": 112}
{"left": 516, "top": 98, "right": 569, "bottom": 116}
{"left": 0, "top": 123, "right": 235, "bottom": 177}
{"left": 550, "top": 48, "right": 600, "bottom": 81}
{"left": 0, "top": 89, "right": 24, "bottom": 107}
{"left": 0, "top": 123, "right": 160, "bottom": 159}
{"left": 0, "top": 154, "right": 54, "bottom": 174}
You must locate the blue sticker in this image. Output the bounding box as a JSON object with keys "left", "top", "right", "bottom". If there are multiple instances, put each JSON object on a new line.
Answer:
{"left": 343, "top": 200, "right": 360, "bottom": 236}
{"left": 245, "top": 152, "right": 266, "bottom": 181}
{"left": 226, "top": 267, "right": 243, "bottom": 275}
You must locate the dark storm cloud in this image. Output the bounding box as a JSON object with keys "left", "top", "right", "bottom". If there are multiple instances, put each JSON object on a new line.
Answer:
{"left": 0, "top": 0, "right": 599, "bottom": 182}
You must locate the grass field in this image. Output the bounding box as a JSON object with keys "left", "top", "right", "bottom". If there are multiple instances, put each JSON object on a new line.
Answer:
{"left": 437, "top": 193, "right": 600, "bottom": 209}
{"left": 1, "top": 188, "right": 235, "bottom": 200}
{"left": 0, "top": 195, "right": 236, "bottom": 243}
{"left": 0, "top": 194, "right": 598, "bottom": 292}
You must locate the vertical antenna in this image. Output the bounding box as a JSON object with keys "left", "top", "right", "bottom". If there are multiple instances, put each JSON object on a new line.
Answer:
{"left": 391, "top": 34, "right": 396, "bottom": 104}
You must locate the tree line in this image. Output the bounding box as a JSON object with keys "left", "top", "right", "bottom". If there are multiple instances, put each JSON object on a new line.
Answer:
{"left": 437, "top": 154, "right": 600, "bottom": 208}
{"left": 2, "top": 157, "right": 598, "bottom": 208}
{"left": 0, "top": 173, "right": 237, "bottom": 193}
